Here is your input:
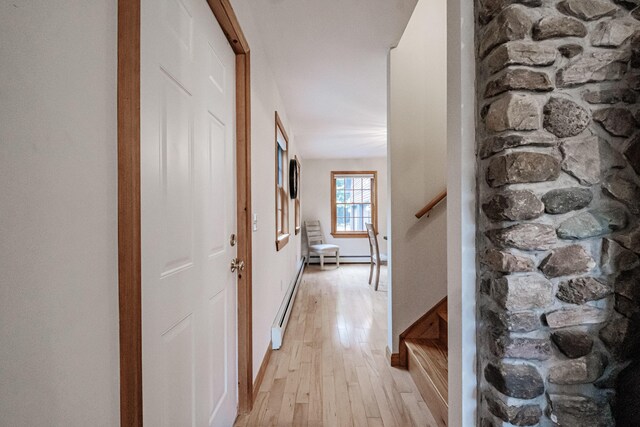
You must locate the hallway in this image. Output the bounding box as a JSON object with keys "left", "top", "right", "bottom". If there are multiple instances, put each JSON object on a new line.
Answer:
{"left": 235, "top": 265, "right": 437, "bottom": 427}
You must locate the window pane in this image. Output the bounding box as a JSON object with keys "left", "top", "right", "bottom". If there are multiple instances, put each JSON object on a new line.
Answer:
{"left": 363, "top": 190, "right": 371, "bottom": 203}
{"left": 363, "top": 217, "right": 372, "bottom": 226}
{"left": 352, "top": 203, "right": 362, "bottom": 218}
{"left": 344, "top": 177, "right": 353, "bottom": 190}
{"left": 353, "top": 190, "right": 363, "bottom": 203}
{"left": 336, "top": 178, "right": 344, "bottom": 189}
{"left": 337, "top": 204, "right": 346, "bottom": 218}
{"left": 344, "top": 204, "right": 354, "bottom": 217}
{"left": 336, "top": 189, "right": 345, "bottom": 203}
{"left": 363, "top": 178, "right": 371, "bottom": 190}
{"left": 343, "top": 190, "right": 353, "bottom": 203}
{"left": 364, "top": 204, "right": 372, "bottom": 218}
{"left": 354, "top": 216, "right": 363, "bottom": 231}
{"left": 278, "top": 148, "right": 283, "bottom": 186}
{"left": 353, "top": 178, "right": 362, "bottom": 190}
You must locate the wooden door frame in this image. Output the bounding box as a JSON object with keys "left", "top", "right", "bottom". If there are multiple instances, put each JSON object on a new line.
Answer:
{"left": 117, "top": 1, "right": 253, "bottom": 425}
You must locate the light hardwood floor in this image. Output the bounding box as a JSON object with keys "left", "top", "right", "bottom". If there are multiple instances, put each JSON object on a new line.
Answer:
{"left": 235, "top": 264, "right": 438, "bottom": 427}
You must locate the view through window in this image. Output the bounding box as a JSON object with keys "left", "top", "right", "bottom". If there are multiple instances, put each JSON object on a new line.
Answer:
{"left": 331, "top": 171, "right": 377, "bottom": 237}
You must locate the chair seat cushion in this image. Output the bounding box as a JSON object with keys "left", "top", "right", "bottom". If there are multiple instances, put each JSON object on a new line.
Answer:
{"left": 309, "top": 244, "right": 339, "bottom": 254}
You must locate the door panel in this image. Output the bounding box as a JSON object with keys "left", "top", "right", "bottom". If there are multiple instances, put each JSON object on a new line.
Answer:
{"left": 141, "top": 0, "right": 237, "bottom": 425}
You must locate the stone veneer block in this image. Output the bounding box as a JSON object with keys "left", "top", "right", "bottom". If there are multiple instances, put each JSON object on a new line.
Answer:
{"left": 487, "top": 152, "right": 560, "bottom": 187}
{"left": 548, "top": 354, "right": 606, "bottom": 384}
{"left": 539, "top": 244, "right": 596, "bottom": 278}
{"left": 557, "top": 51, "right": 628, "bottom": 87}
{"left": 484, "top": 69, "right": 554, "bottom": 98}
{"left": 593, "top": 107, "right": 638, "bottom": 137}
{"left": 616, "top": 294, "right": 639, "bottom": 318}
{"left": 603, "top": 173, "right": 640, "bottom": 214}
{"left": 483, "top": 308, "right": 542, "bottom": 333}
{"left": 592, "top": 19, "right": 637, "bottom": 47}
{"left": 561, "top": 136, "right": 601, "bottom": 185}
{"left": 547, "top": 394, "right": 614, "bottom": 426}
{"left": 533, "top": 15, "right": 587, "bottom": 40}
{"left": 614, "top": 224, "right": 640, "bottom": 253}
{"left": 557, "top": 277, "right": 612, "bottom": 304}
{"left": 615, "top": 266, "right": 640, "bottom": 303}
{"left": 546, "top": 306, "right": 608, "bottom": 328}
{"left": 482, "top": 190, "right": 544, "bottom": 221}
{"left": 602, "top": 238, "right": 640, "bottom": 274}
{"left": 625, "top": 134, "right": 640, "bottom": 175}
{"left": 478, "top": 0, "right": 542, "bottom": 25}
{"left": 484, "top": 41, "right": 557, "bottom": 75}
{"left": 551, "top": 330, "right": 594, "bottom": 358}
{"left": 542, "top": 187, "right": 593, "bottom": 214}
{"left": 543, "top": 97, "right": 590, "bottom": 138}
{"left": 485, "top": 392, "right": 542, "bottom": 425}
{"left": 599, "top": 312, "right": 631, "bottom": 355}
{"left": 480, "top": 133, "right": 557, "bottom": 159}
{"left": 484, "top": 362, "right": 545, "bottom": 399}
{"left": 558, "top": 44, "right": 583, "bottom": 58}
{"left": 481, "top": 248, "right": 536, "bottom": 273}
{"left": 631, "top": 32, "right": 640, "bottom": 68}
{"left": 487, "top": 223, "right": 557, "bottom": 251}
{"left": 478, "top": 5, "right": 533, "bottom": 58}
{"left": 583, "top": 88, "right": 638, "bottom": 104}
{"left": 490, "top": 334, "right": 552, "bottom": 360}
{"left": 492, "top": 274, "right": 554, "bottom": 310}
{"left": 486, "top": 93, "right": 541, "bottom": 132}
{"left": 558, "top": 0, "right": 618, "bottom": 21}
{"left": 557, "top": 208, "right": 628, "bottom": 240}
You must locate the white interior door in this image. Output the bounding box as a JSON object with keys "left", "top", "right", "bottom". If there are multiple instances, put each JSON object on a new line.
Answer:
{"left": 140, "top": 0, "right": 237, "bottom": 425}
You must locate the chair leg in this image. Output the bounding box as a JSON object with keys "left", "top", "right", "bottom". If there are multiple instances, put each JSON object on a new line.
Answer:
{"left": 374, "top": 263, "right": 381, "bottom": 291}
{"left": 320, "top": 254, "right": 324, "bottom": 270}
{"left": 336, "top": 250, "right": 340, "bottom": 268}
{"left": 368, "top": 261, "right": 374, "bottom": 284}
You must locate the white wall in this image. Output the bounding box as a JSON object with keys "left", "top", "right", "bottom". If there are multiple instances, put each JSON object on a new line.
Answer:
{"left": 231, "top": 1, "right": 304, "bottom": 379}
{"left": 0, "top": 1, "right": 120, "bottom": 426}
{"left": 300, "top": 158, "right": 388, "bottom": 260}
{"left": 388, "top": 0, "right": 448, "bottom": 352}
{"left": 447, "top": 0, "right": 478, "bottom": 424}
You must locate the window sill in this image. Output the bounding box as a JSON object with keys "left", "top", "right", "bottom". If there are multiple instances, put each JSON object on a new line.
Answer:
{"left": 276, "top": 233, "right": 290, "bottom": 251}
{"left": 330, "top": 232, "right": 367, "bottom": 239}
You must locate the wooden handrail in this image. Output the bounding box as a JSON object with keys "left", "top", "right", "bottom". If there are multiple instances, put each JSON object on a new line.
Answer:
{"left": 415, "top": 190, "right": 447, "bottom": 219}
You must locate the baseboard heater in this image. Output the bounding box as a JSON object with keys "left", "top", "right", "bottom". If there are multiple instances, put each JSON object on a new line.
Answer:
{"left": 308, "top": 255, "right": 371, "bottom": 264}
{"left": 271, "top": 257, "right": 306, "bottom": 350}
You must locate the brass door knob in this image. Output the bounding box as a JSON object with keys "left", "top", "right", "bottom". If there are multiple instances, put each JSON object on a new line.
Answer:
{"left": 230, "top": 258, "right": 245, "bottom": 273}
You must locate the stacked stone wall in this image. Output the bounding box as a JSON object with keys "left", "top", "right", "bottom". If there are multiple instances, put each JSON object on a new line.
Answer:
{"left": 475, "top": 0, "right": 640, "bottom": 425}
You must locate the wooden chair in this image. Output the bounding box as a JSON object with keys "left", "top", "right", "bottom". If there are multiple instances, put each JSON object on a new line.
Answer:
{"left": 305, "top": 220, "right": 340, "bottom": 269}
{"left": 366, "top": 223, "right": 387, "bottom": 290}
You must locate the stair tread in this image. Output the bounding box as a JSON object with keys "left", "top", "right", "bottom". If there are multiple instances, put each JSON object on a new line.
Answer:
{"left": 406, "top": 338, "right": 448, "bottom": 403}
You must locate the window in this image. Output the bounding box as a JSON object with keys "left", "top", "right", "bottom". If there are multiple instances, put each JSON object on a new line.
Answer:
{"left": 331, "top": 171, "right": 377, "bottom": 238}
{"left": 275, "top": 112, "right": 289, "bottom": 250}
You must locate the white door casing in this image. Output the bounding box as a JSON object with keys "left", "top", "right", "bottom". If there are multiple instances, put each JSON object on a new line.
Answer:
{"left": 140, "top": 0, "right": 237, "bottom": 425}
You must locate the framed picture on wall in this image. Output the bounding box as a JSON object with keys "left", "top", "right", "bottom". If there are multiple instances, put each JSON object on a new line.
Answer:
{"left": 290, "top": 156, "right": 301, "bottom": 234}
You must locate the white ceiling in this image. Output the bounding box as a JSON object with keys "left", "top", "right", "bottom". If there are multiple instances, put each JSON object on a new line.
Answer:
{"left": 246, "top": 0, "right": 418, "bottom": 159}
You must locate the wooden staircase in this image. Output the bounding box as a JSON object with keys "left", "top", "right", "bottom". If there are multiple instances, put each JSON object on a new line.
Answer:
{"left": 397, "top": 298, "right": 448, "bottom": 427}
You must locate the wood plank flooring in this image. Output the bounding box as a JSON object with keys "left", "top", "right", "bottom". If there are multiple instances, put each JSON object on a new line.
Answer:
{"left": 235, "top": 264, "right": 438, "bottom": 427}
